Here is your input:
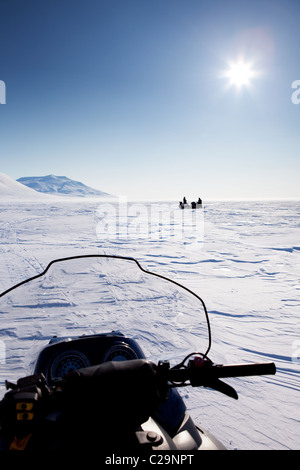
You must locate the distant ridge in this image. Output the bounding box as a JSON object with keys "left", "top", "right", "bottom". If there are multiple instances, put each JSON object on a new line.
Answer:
{"left": 17, "top": 175, "right": 112, "bottom": 197}
{"left": 0, "top": 172, "right": 47, "bottom": 200}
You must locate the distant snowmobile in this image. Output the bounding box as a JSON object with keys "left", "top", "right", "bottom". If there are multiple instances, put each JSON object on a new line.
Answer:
{"left": 179, "top": 197, "right": 202, "bottom": 209}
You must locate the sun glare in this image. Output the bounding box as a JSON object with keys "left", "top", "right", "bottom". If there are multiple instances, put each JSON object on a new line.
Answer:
{"left": 223, "top": 59, "right": 257, "bottom": 90}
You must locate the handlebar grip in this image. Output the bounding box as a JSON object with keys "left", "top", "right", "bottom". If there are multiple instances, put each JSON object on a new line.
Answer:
{"left": 213, "top": 362, "right": 276, "bottom": 379}
{"left": 167, "top": 361, "right": 276, "bottom": 385}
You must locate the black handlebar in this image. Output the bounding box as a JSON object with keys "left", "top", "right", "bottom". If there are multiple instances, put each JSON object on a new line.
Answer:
{"left": 167, "top": 360, "right": 276, "bottom": 384}
{"left": 1, "top": 358, "right": 277, "bottom": 415}
{"left": 161, "top": 358, "right": 276, "bottom": 399}
{"left": 208, "top": 362, "right": 276, "bottom": 378}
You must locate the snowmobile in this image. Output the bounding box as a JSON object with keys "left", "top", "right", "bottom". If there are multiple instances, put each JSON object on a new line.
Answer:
{"left": 179, "top": 197, "right": 203, "bottom": 209}
{"left": 0, "top": 255, "right": 276, "bottom": 451}
{"left": 179, "top": 201, "right": 202, "bottom": 209}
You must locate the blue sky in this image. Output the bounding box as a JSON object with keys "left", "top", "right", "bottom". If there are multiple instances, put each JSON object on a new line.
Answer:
{"left": 0, "top": 0, "right": 299, "bottom": 200}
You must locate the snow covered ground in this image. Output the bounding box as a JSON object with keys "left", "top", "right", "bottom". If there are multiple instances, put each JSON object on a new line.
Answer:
{"left": 0, "top": 191, "right": 299, "bottom": 450}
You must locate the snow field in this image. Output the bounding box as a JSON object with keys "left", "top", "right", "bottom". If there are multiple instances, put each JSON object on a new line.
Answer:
{"left": 0, "top": 197, "right": 299, "bottom": 449}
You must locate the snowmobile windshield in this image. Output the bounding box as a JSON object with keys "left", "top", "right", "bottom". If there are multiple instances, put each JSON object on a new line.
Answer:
{"left": 0, "top": 255, "right": 210, "bottom": 397}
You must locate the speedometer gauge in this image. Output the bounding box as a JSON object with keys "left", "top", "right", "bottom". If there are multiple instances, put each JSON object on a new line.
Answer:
{"left": 102, "top": 343, "right": 139, "bottom": 362}
{"left": 50, "top": 350, "right": 91, "bottom": 379}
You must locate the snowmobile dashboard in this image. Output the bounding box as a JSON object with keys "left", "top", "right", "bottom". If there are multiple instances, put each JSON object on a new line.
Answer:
{"left": 33, "top": 332, "right": 145, "bottom": 384}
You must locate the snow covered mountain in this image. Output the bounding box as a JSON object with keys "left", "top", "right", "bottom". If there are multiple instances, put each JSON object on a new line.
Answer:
{"left": 0, "top": 172, "right": 47, "bottom": 200}
{"left": 17, "top": 175, "right": 112, "bottom": 197}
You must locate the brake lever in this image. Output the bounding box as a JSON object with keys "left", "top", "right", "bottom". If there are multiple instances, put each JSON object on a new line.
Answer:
{"left": 203, "top": 378, "right": 238, "bottom": 399}
{"left": 187, "top": 358, "right": 238, "bottom": 399}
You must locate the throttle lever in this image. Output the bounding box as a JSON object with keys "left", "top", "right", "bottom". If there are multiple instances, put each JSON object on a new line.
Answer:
{"left": 186, "top": 357, "right": 237, "bottom": 398}
{"left": 206, "top": 379, "right": 238, "bottom": 399}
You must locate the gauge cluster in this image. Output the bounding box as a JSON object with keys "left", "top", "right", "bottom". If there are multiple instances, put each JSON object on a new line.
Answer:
{"left": 50, "top": 350, "right": 91, "bottom": 380}
{"left": 34, "top": 332, "right": 145, "bottom": 384}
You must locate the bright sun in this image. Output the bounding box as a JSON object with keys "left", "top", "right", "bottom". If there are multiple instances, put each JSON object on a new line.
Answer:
{"left": 223, "top": 59, "right": 257, "bottom": 89}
